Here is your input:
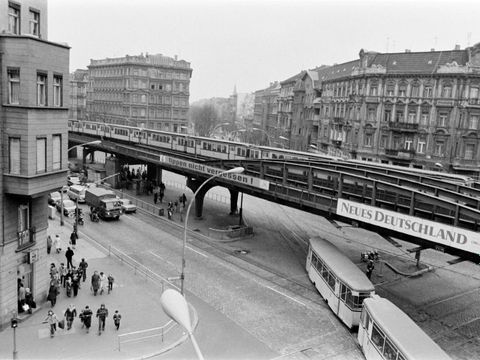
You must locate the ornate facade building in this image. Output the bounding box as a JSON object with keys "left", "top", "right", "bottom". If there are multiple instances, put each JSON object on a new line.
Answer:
{"left": 69, "top": 69, "right": 88, "bottom": 120}
{"left": 312, "top": 45, "right": 480, "bottom": 176}
{"left": 0, "top": 0, "right": 70, "bottom": 327}
{"left": 86, "top": 53, "right": 192, "bottom": 132}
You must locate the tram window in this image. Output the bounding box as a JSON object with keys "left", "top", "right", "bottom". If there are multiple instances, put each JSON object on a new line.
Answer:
{"left": 345, "top": 289, "right": 355, "bottom": 308}
{"left": 383, "top": 338, "right": 398, "bottom": 360}
{"left": 371, "top": 324, "right": 385, "bottom": 351}
{"left": 327, "top": 273, "right": 336, "bottom": 290}
{"left": 340, "top": 283, "right": 347, "bottom": 301}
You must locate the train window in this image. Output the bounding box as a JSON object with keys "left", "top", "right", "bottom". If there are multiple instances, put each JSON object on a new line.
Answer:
{"left": 371, "top": 323, "right": 385, "bottom": 351}
{"left": 383, "top": 338, "right": 398, "bottom": 360}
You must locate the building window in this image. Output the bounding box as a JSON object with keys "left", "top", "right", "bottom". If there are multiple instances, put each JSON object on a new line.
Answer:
{"left": 408, "top": 111, "right": 416, "bottom": 123}
{"left": 53, "top": 75, "right": 62, "bottom": 106}
{"left": 364, "top": 134, "right": 373, "bottom": 147}
{"left": 29, "top": 9, "right": 40, "bottom": 36}
{"left": 470, "top": 87, "right": 479, "bottom": 99}
{"left": 386, "top": 84, "right": 395, "bottom": 97}
{"left": 442, "top": 85, "right": 452, "bottom": 98}
{"left": 8, "top": 68, "right": 20, "bottom": 104}
{"left": 411, "top": 85, "right": 420, "bottom": 97}
{"left": 8, "top": 3, "right": 20, "bottom": 35}
{"left": 384, "top": 110, "right": 391, "bottom": 122}
{"left": 370, "top": 85, "right": 377, "bottom": 96}
{"left": 417, "top": 140, "right": 426, "bottom": 154}
{"left": 9, "top": 137, "right": 20, "bottom": 174}
{"left": 421, "top": 110, "right": 430, "bottom": 125}
{"left": 404, "top": 138, "right": 413, "bottom": 150}
{"left": 398, "top": 84, "right": 407, "bottom": 97}
{"left": 434, "top": 141, "right": 445, "bottom": 156}
{"left": 380, "top": 135, "right": 388, "bottom": 149}
{"left": 465, "top": 143, "right": 475, "bottom": 160}
{"left": 36, "top": 138, "right": 46, "bottom": 173}
{"left": 468, "top": 115, "right": 479, "bottom": 130}
{"left": 395, "top": 110, "right": 404, "bottom": 122}
{"left": 438, "top": 112, "right": 448, "bottom": 127}
{"left": 423, "top": 86, "right": 433, "bottom": 98}
{"left": 18, "top": 205, "right": 30, "bottom": 248}
{"left": 52, "top": 135, "right": 61, "bottom": 170}
{"left": 37, "top": 73, "right": 47, "bottom": 106}
{"left": 368, "top": 107, "right": 376, "bottom": 121}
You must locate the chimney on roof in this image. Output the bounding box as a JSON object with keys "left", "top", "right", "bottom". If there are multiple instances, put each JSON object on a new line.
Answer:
{"left": 405, "top": 49, "right": 411, "bottom": 53}
{"left": 431, "top": 48, "right": 435, "bottom": 52}
{"left": 455, "top": 44, "right": 461, "bottom": 50}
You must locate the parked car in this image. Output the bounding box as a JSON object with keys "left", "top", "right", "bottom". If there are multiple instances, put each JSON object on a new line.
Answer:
{"left": 67, "top": 175, "right": 81, "bottom": 186}
{"left": 67, "top": 185, "right": 87, "bottom": 203}
{"left": 119, "top": 198, "right": 137, "bottom": 214}
{"left": 56, "top": 199, "right": 77, "bottom": 216}
{"left": 48, "top": 191, "right": 62, "bottom": 206}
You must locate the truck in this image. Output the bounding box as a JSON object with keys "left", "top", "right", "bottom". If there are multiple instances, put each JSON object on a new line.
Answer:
{"left": 85, "top": 187, "right": 122, "bottom": 220}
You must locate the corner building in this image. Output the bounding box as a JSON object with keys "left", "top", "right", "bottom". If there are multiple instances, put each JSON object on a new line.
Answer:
{"left": 0, "top": 0, "right": 69, "bottom": 327}
{"left": 311, "top": 45, "right": 480, "bottom": 177}
{"left": 87, "top": 53, "right": 192, "bottom": 132}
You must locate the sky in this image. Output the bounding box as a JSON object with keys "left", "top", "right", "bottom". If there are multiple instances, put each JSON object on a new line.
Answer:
{"left": 48, "top": 0, "right": 480, "bottom": 102}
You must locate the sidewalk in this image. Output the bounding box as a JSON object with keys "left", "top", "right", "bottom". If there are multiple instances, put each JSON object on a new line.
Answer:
{"left": 0, "top": 219, "right": 186, "bottom": 360}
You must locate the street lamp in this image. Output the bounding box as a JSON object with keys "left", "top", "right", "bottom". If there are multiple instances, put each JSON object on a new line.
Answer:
{"left": 180, "top": 167, "right": 244, "bottom": 294}
{"left": 160, "top": 288, "right": 204, "bottom": 360}
{"left": 67, "top": 139, "right": 101, "bottom": 152}
{"left": 209, "top": 122, "right": 231, "bottom": 138}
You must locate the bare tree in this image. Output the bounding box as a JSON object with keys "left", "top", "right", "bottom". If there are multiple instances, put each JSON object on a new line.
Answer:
{"left": 190, "top": 103, "right": 219, "bottom": 136}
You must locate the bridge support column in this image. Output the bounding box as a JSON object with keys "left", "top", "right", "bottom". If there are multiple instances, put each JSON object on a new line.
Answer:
{"left": 147, "top": 163, "right": 162, "bottom": 184}
{"left": 186, "top": 177, "right": 214, "bottom": 219}
{"left": 229, "top": 189, "right": 239, "bottom": 215}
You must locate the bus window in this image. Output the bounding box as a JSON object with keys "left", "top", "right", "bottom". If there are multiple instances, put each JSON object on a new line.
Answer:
{"left": 371, "top": 323, "right": 385, "bottom": 352}
{"left": 327, "top": 272, "right": 336, "bottom": 290}
{"left": 383, "top": 338, "right": 398, "bottom": 360}
{"left": 340, "top": 283, "right": 347, "bottom": 301}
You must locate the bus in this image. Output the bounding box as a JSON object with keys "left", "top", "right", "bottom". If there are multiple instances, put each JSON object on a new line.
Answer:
{"left": 358, "top": 295, "right": 451, "bottom": 360}
{"left": 306, "top": 236, "right": 375, "bottom": 328}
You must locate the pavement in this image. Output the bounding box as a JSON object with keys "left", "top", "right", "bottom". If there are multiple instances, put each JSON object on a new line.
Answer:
{"left": 0, "top": 218, "right": 188, "bottom": 360}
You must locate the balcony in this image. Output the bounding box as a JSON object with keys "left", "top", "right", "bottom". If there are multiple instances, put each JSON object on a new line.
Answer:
{"left": 467, "top": 98, "right": 480, "bottom": 107}
{"left": 388, "top": 121, "right": 419, "bottom": 132}
{"left": 333, "top": 116, "right": 345, "bottom": 124}
{"left": 16, "top": 227, "right": 37, "bottom": 252}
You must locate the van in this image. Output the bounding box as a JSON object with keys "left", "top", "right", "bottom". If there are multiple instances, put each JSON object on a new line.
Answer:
{"left": 67, "top": 185, "right": 87, "bottom": 203}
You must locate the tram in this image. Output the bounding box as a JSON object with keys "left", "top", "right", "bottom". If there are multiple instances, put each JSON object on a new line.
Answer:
{"left": 358, "top": 295, "right": 451, "bottom": 360}
{"left": 306, "top": 237, "right": 375, "bottom": 329}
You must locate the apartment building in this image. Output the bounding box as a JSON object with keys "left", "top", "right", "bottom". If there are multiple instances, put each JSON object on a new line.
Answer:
{"left": 69, "top": 69, "right": 88, "bottom": 120}
{"left": 87, "top": 53, "right": 192, "bottom": 132}
{"left": 0, "top": 0, "right": 70, "bottom": 327}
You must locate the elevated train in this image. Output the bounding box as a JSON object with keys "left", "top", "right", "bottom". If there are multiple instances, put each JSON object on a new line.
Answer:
{"left": 69, "top": 120, "right": 476, "bottom": 187}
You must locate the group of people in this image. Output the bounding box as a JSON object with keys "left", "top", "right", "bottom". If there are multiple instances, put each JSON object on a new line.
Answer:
{"left": 153, "top": 182, "right": 166, "bottom": 204}
{"left": 47, "top": 258, "right": 89, "bottom": 306}
{"left": 43, "top": 304, "right": 122, "bottom": 337}
{"left": 90, "top": 270, "right": 115, "bottom": 296}
{"left": 18, "top": 279, "right": 36, "bottom": 314}
{"left": 47, "top": 234, "right": 64, "bottom": 254}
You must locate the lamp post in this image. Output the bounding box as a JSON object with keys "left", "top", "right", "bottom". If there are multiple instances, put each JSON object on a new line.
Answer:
{"left": 180, "top": 167, "right": 244, "bottom": 295}
{"left": 61, "top": 140, "right": 102, "bottom": 226}
{"left": 11, "top": 311, "right": 18, "bottom": 359}
{"left": 160, "top": 288, "right": 204, "bottom": 360}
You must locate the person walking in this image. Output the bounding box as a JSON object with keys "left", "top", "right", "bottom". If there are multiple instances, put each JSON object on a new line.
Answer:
{"left": 366, "top": 259, "right": 375, "bottom": 279}
{"left": 107, "top": 274, "right": 114, "bottom": 294}
{"left": 91, "top": 271, "right": 100, "bottom": 296}
{"left": 59, "top": 263, "right": 66, "bottom": 287}
{"left": 54, "top": 234, "right": 62, "bottom": 254}
{"left": 96, "top": 304, "right": 108, "bottom": 335}
{"left": 113, "top": 310, "right": 122, "bottom": 330}
{"left": 99, "top": 272, "right": 107, "bottom": 295}
{"left": 79, "top": 258, "right": 88, "bottom": 282}
{"left": 181, "top": 193, "right": 187, "bottom": 208}
{"left": 70, "top": 231, "right": 78, "bottom": 249}
{"left": 65, "top": 247, "right": 74, "bottom": 269}
{"left": 64, "top": 304, "right": 77, "bottom": 330}
{"left": 79, "top": 305, "right": 93, "bottom": 333}
{"left": 43, "top": 310, "right": 58, "bottom": 338}
{"left": 47, "top": 284, "right": 57, "bottom": 307}
{"left": 47, "top": 235, "right": 52, "bottom": 254}
{"left": 72, "top": 273, "right": 80, "bottom": 297}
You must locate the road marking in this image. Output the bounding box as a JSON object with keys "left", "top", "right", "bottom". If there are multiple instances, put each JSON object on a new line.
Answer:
{"left": 148, "top": 250, "right": 179, "bottom": 269}
{"left": 186, "top": 245, "right": 208, "bottom": 258}
{"left": 265, "top": 285, "right": 306, "bottom": 307}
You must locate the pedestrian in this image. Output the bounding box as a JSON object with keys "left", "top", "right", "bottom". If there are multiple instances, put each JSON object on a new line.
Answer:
{"left": 25, "top": 288, "right": 36, "bottom": 314}
{"left": 79, "top": 258, "right": 88, "bottom": 282}
{"left": 113, "top": 310, "right": 122, "bottom": 330}
{"left": 18, "top": 283, "right": 26, "bottom": 313}
{"left": 65, "top": 247, "right": 74, "bottom": 269}
{"left": 99, "top": 272, "right": 107, "bottom": 295}
{"left": 47, "top": 284, "right": 57, "bottom": 307}
{"left": 43, "top": 310, "right": 58, "bottom": 338}
{"left": 70, "top": 231, "right": 78, "bottom": 249}
{"left": 366, "top": 259, "right": 375, "bottom": 279}
{"left": 107, "top": 274, "right": 114, "bottom": 294}
{"left": 153, "top": 187, "right": 158, "bottom": 204}
{"left": 47, "top": 235, "right": 52, "bottom": 254}
{"left": 54, "top": 234, "right": 62, "bottom": 253}
{"left": 64, "top": 304, "right": 77, "bottom": 330}
{"left": 96, "top": 304, "right": 108, "bottom": 335}
{"left": 59, "top": 263, "right": 66, "bottom": 287}
{"left": 181, "top": 193, "right": 187, "bottom": 208}
{"left": 72, "top": 273, "right": 80, "bottom": 296}
{"left": 79, "top": 305, "right": 93, "bottom": 333}
{"left": 91, "top": 271, "right": 100, "bottom": 296}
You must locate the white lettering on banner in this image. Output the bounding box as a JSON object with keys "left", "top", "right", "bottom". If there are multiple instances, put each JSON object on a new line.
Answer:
{"left": 337, "top": 199, "right": 480, "bottom": 255}
{"left": 161, "top": 156, "right": 270, "bottom": 190}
